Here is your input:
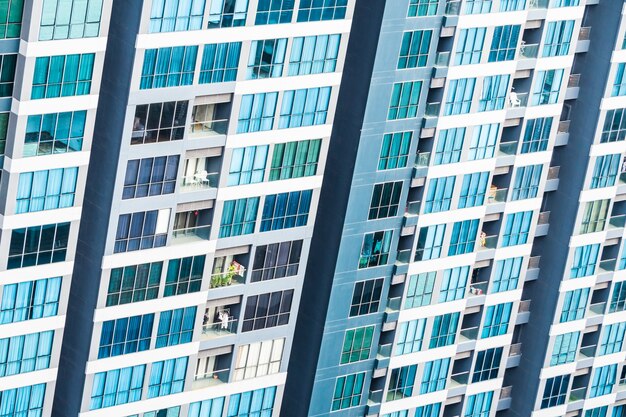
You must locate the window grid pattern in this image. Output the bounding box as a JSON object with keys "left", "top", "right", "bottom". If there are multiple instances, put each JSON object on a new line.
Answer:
{"left": 395, "top": 319, "right": 425, "bottom": 355}
{"left": 269, "top": 139, "right": 321, "bottom": 181}
{"left": 219, "top": 197, "right": 260, "bottom": 238}
{"left": 288, "top": 34, "right": 340, "bottom": 76}
{"left": 0, "top": 331, "right": 54, "bottom": 377}
{"left": 237, "top": 92, "right": 278, "bottom": 133}
{"left": 16, "top": 167, "right": 78, "bottom": 213}
{"left": 0, "top": 0, "right": 23, "bottom": 39}
{"left": 550, "top": 332, "right": 580, "bottom": 365}
{"left": 106, "top": 262, "right": 162, "bottom": 306}
{"left": 0, "top": 277, "right": 61, "bottom": 324}
{"left": 140, "top": 46, "right": 198, "bottom": 89}
{"left": 90, "top": 365, "right": 146, "bottom": 409}
{"left": 387, "top": 365, "right": 417, "bottom": 401}
{"left": 340, "top": 326, "right": 374, "bottom": 364}
{"left": 242, "top": 290, "right": 293, "bottom": 332}
{"left": 369, "top": 181, "right": 402, "bottom": 219}
{"left": 511, "top": 164, "right": 543, "bottom": 200}
{"left": 297, "top": 0, "right": 347, "bottom": 22}
{"left": 164, "top": 256, "right": 205, "bottom": 296}
{"left": 429, "top": 312, "right": 459, "bottom": 348}
{"left": 481, "top": 303, "right": 512, "bottom": 338}
{"left": 350, "top": 278, "right": 383, "bottom": 316}
{"left": 32, "top": 53, "right": 93, "bottom": 99}
{"left": 156, "top": 307, "right": 196, "bottom": 348}
{"left": 247, "top": 38, "right": 286, "bottom": 79}
{"left": 40, "top": 0, "right": 102, "bottom": 40}
{"left": 398, "top": 30, "right": 431, "bottom": 69}
{"left": 408, "top": 0, "right": 437, "bottom": 16}
{"left": 278, "top": 87, "right": 331, "bottom": 128}
{"left": 472, "top": 348, "right": 502, "bottom": 382}
{"left": 227, "top": 387, "right": 276, "bottom": 417}
{"left": 8, "top": 222, "right": 69, "bottom": 269}
{"left": 601, "top": 109, "right": 626, "bottom": 143}
{"left": 251, "top": 240, "right": 302, "bottom": 282}
{"left": 98, "top": 314, "right": 154, "bottom": 359}
{"left": 114, "top": 210, "right": 168, "bottom": 253}
{"left": 255, "top": 0, "right": 293, "bottom": 25}
{"left": 444, "top": 78, "right": 475, "bottom": 115}
{"left": 489, "top": 25, "right": 520, "bottom": 62}
{"left": 131, "top": 101, "right": 188, "bottom": 145}
{"left": 358, "top": 230, "right": 393, "bottom": 269}
{"left": 123, "top": 156, "right": 179, "bottom": 199}
{"left": 228, "top": 145, "right": 268, "bottom": 186}
{"left": 388, "top": 81, "right": 422, "bottom": 120}
{"left": 379, "top": 131, "right": 412, "bottom": 169}
{"left": 147, "top": 357, "right": 188, "bottom": 398}
{"left": 491, "top": 257, "right": 522, "bottom": 293}
{"left": 149, "top": 0, "right": 204, "bottom": 32}
{"left": 405, "top": 272, "right": 434, "bottom": 308}
{"left": 260, "top": 190, "right": 312, "bottom": 231}
{"left": 521, "top": 117, "right": 552, "bottom": 153}
{"left": 200, "top": 42, "right": 241, "bottom": 84}
{"left": 420, "top": 358, "right": 450, "bottom": 394}
{"left": 424, "top": 176, "right": 455, "bottom": 214}
{"left": 434, "top": 128, "right": 465, "bottom": 164}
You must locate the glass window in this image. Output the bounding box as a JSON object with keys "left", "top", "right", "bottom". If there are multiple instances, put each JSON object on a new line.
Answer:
{"left": 8, "top": 222, "right": 70, "bottom": 269}
{"left": 234, "top": 339, "right": 284, "bottom": 380}
{"left": 499, "top": 0, "right": 524, "bottom": 10}
{"left": 90, "top": 365, "right": 146, "bottom": 409}
{"left": 491, "top": 257, "right": 522, "bottom": 292}
{"left": 369, "top": 181, "right": 402, "bottom": 219}
{"left": 358, "top": 230, "right": 393, "bottom": 268}
{"left": 279, "top": 87, "right": 331, "bottom": 128}
{"left": 591, "top": 154, "right": 620, "bottom": 189}
{"left": 570, "top": 244, "right": 600, "bottom": 278}
{"left": 415, "top": 224, "right": 445, "bottom": 261}
{"left": 242, "top": 290, "right": 293, "bottom": 331}
{"left": 598, "top": 322, "right": 626, "bottom": 355}
{"left": 297, "top": 0, "right": 347, "bottom": 22}
{"left": 550, "top": 331, "right": 580, "bottom": 365}
{"left": 228, "top": 145, "right": 268, "bottom": 186}
{"left": 140, "top": 46, "right": 198, "bottom": 89}
{"left": 489, "top": 25, "right": 520, "bottom": 62}
{"left": 543, "top": 20, "right": 575, "bottom": 57}
{"left": 398, "top": 30, "right": 432, "bottom": 69}
{"left": 458, "top": 171, "right": 489, "bottom": 208}
{"left": 0, "top": 384, "right": 46, "bottom": 416}
{"left": 227, "top": 387, "right": 276, "bottom": 416}
{"left": 40, "top": 0, "right": 102, "bottom": 40}
{"left": 331, "top": 372, "right": 364, "bottom": 411}
{"left": 379, "top": 131, "right": 412, "bottom": 169}
{"left": 580, "top": 199, "right": 610, "bottom": 234}
{"left": 420, "top": 358, "right": 450, "bottom": 393}
{"left": 0, "top": 112, "right": 7, "bottom": 157}
{"left": 200, "top": 42, "right": 241, "bottom": 83}
{"left": 455, "top": 28, "right": 485, "bottom": 65}
{"left": 189, "top": 398, "right": 225, "bottom": 417}
{"left": 156, "top": 307, "right": 196, "bottom": 348}
{"left": 208, "top": 0, "right": 248, "bottom": 28}
{"left": 0, "top": 331, "right": 54, "bottom": 376}
{"left": 472, "top": 348, "right": 502, "bottom": 382}
{"left": 269, "top": 139, "right": 321, "bottom": 180}
{"left": 430, "top": 312, "right": 459, "bottom": 348}
{"left": 350, "top": 278, "right": 383, "bottom": 316}
{"left": 532, "top": 69, "right": 565, "bottom": 105}
{"left": 131, "top": 101, "right": 188, "bottom": 145}
{"left": 610, "top": 281, "right": 626, "bottom": 313}
{"left": 247, "top": 39, "right": 286, "bottom": 79}
{"left": 601, "top": 109, "right": 626, "bottom": 143}
{"left": 147, "top": 357, "right": 188, "bottom": 398}
{"left": 114, "top": 210, "right": 169, "bottom": 253}
{"left": 98, "top": 314, "right": 154, "bottom": 359}
{"left": 465, "top": 391, "right": 493, "bottom": 417}
{"left": 440, "top": 266, "right": 470, "bottom": 302}
{"left": 444, "top": 78, "right": 475, "bottom": 116}
{"left": 32, "top": 53, "right": 93, "bottom": 99}
{"left": 478, "top": 74, "right": 510, "bottom": 111}
{"left": 0, "top": 0, "right": 23, "bottom": 39}
{"left": 614, "top": 63, "right": 626, "bottom": 97}
{"left": 164, "top": 256, "right": 205, "bottom": 296}
{"left": 237, "top": 92, "right": 278, "bottom": 133}
{"left": 255, "top": 0, "right": 293, "bottom": 24}
{"left": 340, "top": 326, "right": 374, "bottom": 364}
{"left": 0, "top": 277, "right": 61, "bottom": 323}
{"left": 511, "top": 164, "right": 543, "bottom": 200}
{"left": 408, "top": 0, "right": 438, "bottom": 16}
{"left": 521, "top": 117, "right": 552, "bottom": 153}
{"left": 590, "top": 364, "right": 617, "bottom": 398}
{"left": 449, "top": 219, "right": 479, "bottom": 256}
{"left": 149, "top": 0, "right": 204, "bottom": 32}
{"left": 501, "top": 211, "right": 533, "bottom": 246}
{"left": 465, "top": 0, "right": 492, "bottom": 14}
{"left": 396, "top": 319, "right": 425, "bottom": 355}
{"left": 434, "top": 127, "right": 465, "bottom": 165}
{"left": 288, "top": 34, "right": 340, "bottom": 76}
{"left": 387, "top": 365, "right": 417, "bottom": 400}
{"left": 551, "top": 0, "right": 580, "bottom": 5}
{"left": 25, "top": 111, "right": 86, "bottom": 156}
{"left": 251, "top": 240, "right": 302, "bottom": 282}
{"left": 106, "top": 262, "right": 162, "bottom": 306}
{"left": 481, "top": 303, "right": 512, "bottom": 338}
{"left": 388, "top": 81, "right": 422, "bottom": 120}
{"left": 424, "top": 176, "right": 455, "bottom": 214}
{"left": 559, "top": 288, "right": 590, "bottom": 322}
{"left": 123, "top": 156, "right": 178, "bottom": 199}
{"left": 219, "top": 197, "right": 259, "bottom": 237}
{"left": 16, "top": 167, "right": 78, "bottom": 213}
{"left": 405, "top": 272, "right": 435, "bottom": 308}
{"left": 541, "top": 375, "right": 570, "bottom": 408}
{"left": 260, "top": 190, "right": 312, "bottom": 231}
{"left": 586, "top": 408, "right": 608, "bottom": 417}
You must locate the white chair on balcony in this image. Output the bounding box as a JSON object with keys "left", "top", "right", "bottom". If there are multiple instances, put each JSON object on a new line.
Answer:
{"left": 195, "top": 170, "right": 211, "bottom": 187}
{"left": 509, "top": 91, "right": 521, "bottom": 108}
{"left": 185, "top": 175, "right": 200, "bottom": 188}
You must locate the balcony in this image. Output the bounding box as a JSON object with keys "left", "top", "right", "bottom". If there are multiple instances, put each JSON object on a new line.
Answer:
{"left": 171, "top": 225, "right": 211, "bottom": 244}
{"left": 569, "top": 387, "right": 587, "bottom": 402}
{"left": 435, "top": 52, "right": 451, "bottom": 67}
{"left": 578, "top": 344, "right": 597, "bottom": 359}
{"left": 450, "top": 371, "right": 470, "bottom": 387}
{"left": 507, "top": 92, "right": 528, "bottom": 108}
{"left": 536, "top": 211, "right": 550, "bottom": 236}
{"left": 190, "top": 98, "right": 231, "bottom": 138}
{"left": 498, "top": 141, "right": 518, "bottom": 156}
{"left": 579, "top": 27, "right": 591, "bottom": 41}
{"left": 180, "top": 171, "right": 219, "bottom": 192}
{"left": 599, "top": 258, "right": 617, "bottom": 273}
{"left": 190, "top": 119, "right": 229, "bottom": 137}
{"left": 509, "top": 343, "right": 522, "bottom": 357}
{"left": 568, "top": 74, "right": 581, "bottom": 88}
{"left": 468, "top": 281, "right": 488, "bottom": 296}
{"left": 445, "top": 0, "right": 460, "bottom": 15}
{"left": 609, "top": 214, "right": 626, "bottom": 229}
{"left": 386, "top": 297, "right": 402, "bottom": 313}
{"left": 201, "top": 318, "right": 238, "bottom": 339}
{"left": 529, "top": 0, "right": 548, "bottom": 9}
{"left": 209, "top": 266, "right": 246, "bottom": 289}
{"left": 487, "top": 188, "right": 508, "bottom": 204}
{"left": 589, "top": 302, "right": 606, "bottom": 316}
{"left": 478, "top": 235, "right": 498, "bottom": 250}
{"left": 545, "top": 166, "right": 560, "bottom": 191}
{"left": 556, "top": 120, "right": 570, "bottom": 146}
{"left": 396, "top": 249, "right": 412, "bottom": 265}
{"left": 459, "top": 326, "right": 479, "bottom": 342}
{"left": 192, "top": 368, "right": 230, "bottom": 389}
{"left": 519, "top": 43, "right": 539, "bottom": 59}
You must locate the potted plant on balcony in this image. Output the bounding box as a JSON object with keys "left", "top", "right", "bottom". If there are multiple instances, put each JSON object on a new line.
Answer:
{"left": 211, "top": 264, "right": 237, "bottom": 288}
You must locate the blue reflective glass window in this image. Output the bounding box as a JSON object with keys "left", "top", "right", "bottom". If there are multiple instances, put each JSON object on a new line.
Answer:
{"left": 140, "top": 46, "right": 198, "bottom": 89}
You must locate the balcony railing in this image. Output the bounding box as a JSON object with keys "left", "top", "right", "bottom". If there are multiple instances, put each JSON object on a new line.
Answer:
{"left": 378, "top": 343, "right": 392, "bottom": 358}
{"left": 405, "top": 201, "right": 421, "bottom": 216}
{"left": 488, "top": 188, "right": 507, "bottom": 204}
{"left": 519, "top": 43, "right": 539, "bottom": 59}
{"left": 193, "top": 368, "right": 230, "bottom": 389}
{"left": 499, "top": 141, "right": 518, "bottom": 156}
{"left": 450, "top": 371, "right": 470, "bottom": 386}
{"left": 589, "top": 302, "right": 606, "bottom": 316}
{"left": 579, "top": 345, "right": 597, "bottom": 358}
{"left": 459, "top": 326, "right": 479, "bottom": 341}
{"left": 519, "top": 300, "right": 531, "bottom": 312}
{"left": 599, "top": 258, "right": 616, "bottom": 272}
{"left": 368, "top": 390, "right": 383, "bottom": 404}
{"left": 425, "top": 102, "right": 441, "bottom": 117}
{"left": 201, "top": 318, "right": 237, "bottom": 338}
{"left": 478, "top": 235, "right": 498, "bottom": 250}
{"left": 568, "top": 74, "right": 581, "bottom": 88}
{"left": 396, "top": 249, "right": 412, "bottom": 264}
{"left": 180, "top": 172, "right": 219, "bottom": 192}
{"left": 500, "top": 386, "right": 513, "bottom": 399}
{"left": 190, "top": 119, "right": 229, "bottom": 137}
{"left": 436, "top": 52, "right": 451, "bottom": 67}
{"left": 547, "top": 166, "right": 560, "bottom": 180}
{"left": 416, "top": 152, "right": 431, "bottom": 167}
{"left": 569, "top": 387, "right": 587, "bottom": 402}
{"left": 557, "top": 120, "right": 570, "bottom": 134}
{"left": 509, "top": 343, "right": 522, "bottom": 357}
{"left": 469, "top": 281, "right": 488, "bottom": 296}
{"left": 172, "top": 225, "right": 211, "bottom": 242}
{"left": 609, "top": 214, "right": 626, "bottom": 228}
{"left": 445, "top": 0, "right": 461, "bottom": 15}
{"left": 508, "top": 92, "right": 528, "bottom": 108}
{"left": 579, "top": 27, "right": 591, "bottom": 41}
{"left": 528, "top": 256, "right": 541, "bottom": 269}
{"left": 386, "top": 297, "right": 402, "bottom": 312}
{"left": 209, "top": 267, "right": 246, "bottom": 289}
{"left": 538, "top": 211, "right": 550, "bottom": 225}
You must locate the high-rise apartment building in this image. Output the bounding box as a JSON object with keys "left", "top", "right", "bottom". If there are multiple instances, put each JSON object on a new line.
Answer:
{"left": 2, "top": 1, "right": 626, "bottom": 417}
